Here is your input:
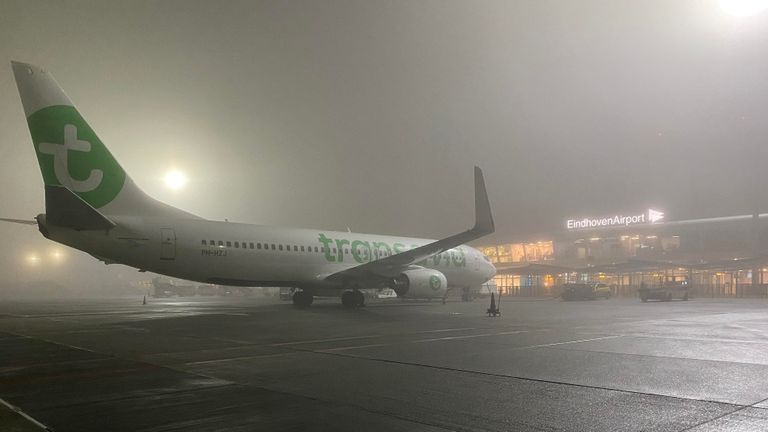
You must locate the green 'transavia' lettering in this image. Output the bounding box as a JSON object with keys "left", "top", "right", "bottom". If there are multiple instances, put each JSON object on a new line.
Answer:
{"left": 316, "top": 233, "right": 467, "bottom": 268}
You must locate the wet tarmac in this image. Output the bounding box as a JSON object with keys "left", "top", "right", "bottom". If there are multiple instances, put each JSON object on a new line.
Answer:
{"left": 2, "top": 295, "right": 768, "bottom": 431}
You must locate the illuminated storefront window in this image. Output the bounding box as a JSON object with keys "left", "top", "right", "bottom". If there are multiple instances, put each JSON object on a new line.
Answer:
{"left": 478, "top": 241, "right": 554, "bottom": 263}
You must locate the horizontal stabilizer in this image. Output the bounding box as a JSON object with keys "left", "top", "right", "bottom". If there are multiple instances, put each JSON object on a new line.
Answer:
{"left": 0, "top": 218, "right": 37, "bottom": 225}
{"left": 45, "top": 185, "right": 116, "bottom": 230}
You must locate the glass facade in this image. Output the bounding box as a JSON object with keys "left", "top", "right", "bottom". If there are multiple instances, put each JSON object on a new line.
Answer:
{"left": 477, "top": 215, "right": 768, "bottom": 298}
{"left": 480, "top": 241, "right": 554, "bottom": 264}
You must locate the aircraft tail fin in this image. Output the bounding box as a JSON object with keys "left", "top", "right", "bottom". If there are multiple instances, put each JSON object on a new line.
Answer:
{"left": 11, "top": 61, "right": 199, "bottom": 220}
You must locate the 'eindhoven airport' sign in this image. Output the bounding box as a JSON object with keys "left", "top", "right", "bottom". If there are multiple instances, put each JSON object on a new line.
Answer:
{"left": 566, "top": 209, "right": 665, "bottom": 230}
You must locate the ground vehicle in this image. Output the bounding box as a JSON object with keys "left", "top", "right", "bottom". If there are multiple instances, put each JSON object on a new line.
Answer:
{"left": 592, "top": 283, "right": 612, "bottom": 299}
{"left": 561, "top": 284, "right": 598, "bottom": 301}
{"left": 638, "top": 280, "right": 690, "bottom": 302}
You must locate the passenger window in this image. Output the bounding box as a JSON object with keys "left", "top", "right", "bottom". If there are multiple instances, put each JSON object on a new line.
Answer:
{"left": 271, "top": 244, "right": 275, "bottom": 250}
{"left": 226, "top": 241, "right": 231, "bottom": 247}
{"left": 315, "top": 247, "right": 319, "bottom": 253}
{"left": 294, "top": 245, "right": 298, "bottom": 252}
{"left": 210, "top": 240, "right": 215, "bottom": 246}
{"left": 250, "top": 242, "right": 254, "bottom": 249}
{"left": 201, "top": 240, "right": 207, "bottom": 246}
{"left": 300, "top": 246, "right": 305, "bottom": 252}
{"left": 218, "top": 241, "right": 223, "bottom": 247}
{"left": 234, "top": 242, "right": 239, "bottom": 248}
{"left": 279, "top": 245, "right": 283, "bottom": 251}
{"left": 257, "top": 243, "right": 262, "bottom": 249}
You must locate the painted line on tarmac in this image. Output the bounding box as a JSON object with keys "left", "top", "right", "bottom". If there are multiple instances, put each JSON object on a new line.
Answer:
{"left": 415, "top": 327, "right": 477, "bottom": 334}
{"left": 271, "top": 335, "right": 380, "bottom": 347}
{"left": 415, "top": 330, "right": 529, "bottom": 343}
{"left": 591, "top": 333, "right": 768, "bottom": 345}
{"left": 308, "top": 330, "right": 532, "bottom": 351}
{"left": 520, "top": 335, "right": 622, "bottom": 349}
{"left": 0, "top": 397, "right": 51, "bottom": 431}
{"left": 318, "top": 343, "right": 389, "bottom": 352}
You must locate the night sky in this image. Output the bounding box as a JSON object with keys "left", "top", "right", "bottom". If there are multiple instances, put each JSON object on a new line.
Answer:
{"left": 1, "top": 1, "right": 768, "bottom": 284}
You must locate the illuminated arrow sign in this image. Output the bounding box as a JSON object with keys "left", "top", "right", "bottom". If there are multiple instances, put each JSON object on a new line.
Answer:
{"left": 648, "top": 209, "right": 664, "bottom": 223}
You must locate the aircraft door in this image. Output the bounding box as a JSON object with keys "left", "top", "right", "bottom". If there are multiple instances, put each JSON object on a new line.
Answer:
{"left": 160, "top": 228, "right": 176, "bottom": 260}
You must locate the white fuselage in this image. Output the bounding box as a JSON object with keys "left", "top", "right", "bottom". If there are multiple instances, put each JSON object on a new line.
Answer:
{"left": 39, "top": 215, "right": 496, "bottom": 292}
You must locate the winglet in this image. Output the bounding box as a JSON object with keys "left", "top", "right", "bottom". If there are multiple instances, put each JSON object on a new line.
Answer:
{"left": 473, "top": 166, "right": 495, "bottom": 235}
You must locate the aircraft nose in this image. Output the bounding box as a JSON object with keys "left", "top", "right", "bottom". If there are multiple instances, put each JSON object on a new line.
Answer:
{"left": 486, "top": 261, "right": 496, "bottom": 280}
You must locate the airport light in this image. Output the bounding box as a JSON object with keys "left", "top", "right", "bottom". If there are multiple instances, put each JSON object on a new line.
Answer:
{"left": 164, "top": 170, "right": 188, "bottom": 190}
{"left": 50, "top": 249, "right": 65, "bottom": 263}
{"left": 718, "top": 0, "right": 768, "bottom": 17}
{"left": 25, "top": 254, "right": 40, "bottom": 266}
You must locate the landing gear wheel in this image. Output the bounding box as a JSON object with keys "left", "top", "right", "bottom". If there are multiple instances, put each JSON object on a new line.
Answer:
{"left": 342, "top": 291, "right": 354, "bottom": 308}
{"left": 292, "top": 291, "right": 313, "bottom": 308}
{"left": 341, "top": 290, "right": 365, "bottom": 308}
{"left": 354, "top": 290, "right": 365, "bottom": 307}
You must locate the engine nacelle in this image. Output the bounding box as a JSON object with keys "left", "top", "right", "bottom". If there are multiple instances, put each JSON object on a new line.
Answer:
{"left": 391, "top": 268, "right": 448, "bottom": 299}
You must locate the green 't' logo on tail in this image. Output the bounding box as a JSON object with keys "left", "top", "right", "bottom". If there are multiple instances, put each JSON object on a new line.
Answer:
{"left": 27, "top": 106, "right": 125, "bottom": 208}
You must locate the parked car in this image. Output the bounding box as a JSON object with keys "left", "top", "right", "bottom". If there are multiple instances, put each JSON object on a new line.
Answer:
{"left": 561, "top": 284, "right": 598, "bottom": 301}
{"left": 592, "top": 283, "right": 612, "bottom": 299}
{"left": 638, "top": 281, "right": 690, "bottom": 302}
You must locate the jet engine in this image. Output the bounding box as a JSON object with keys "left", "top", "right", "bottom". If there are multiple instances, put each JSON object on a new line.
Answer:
{"left": 390, "top": 268, "right": 448, "bottom": 299}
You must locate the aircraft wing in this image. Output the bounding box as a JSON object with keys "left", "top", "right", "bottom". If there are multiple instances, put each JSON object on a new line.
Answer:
{"left": 325, "top": 166, "right": 494, "bottom": 282}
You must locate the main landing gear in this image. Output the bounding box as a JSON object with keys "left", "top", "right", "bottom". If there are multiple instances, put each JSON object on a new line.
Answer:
{"left": 292, "top": 290, "right": 314, "bottom": 308}
{"left": 341, "top": 290, "right": 365, "bottom": 308}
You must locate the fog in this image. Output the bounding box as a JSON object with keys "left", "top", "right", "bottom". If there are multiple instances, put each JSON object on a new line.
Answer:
{"left": 1, "top": 1, "right": 768, "bottom": 294}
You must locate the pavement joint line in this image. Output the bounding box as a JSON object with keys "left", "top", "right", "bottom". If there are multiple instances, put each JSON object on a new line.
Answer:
{"left": 185, "top": 352, "right": 298, "bottom": 365}
{"left": 287, "top": 344, "right": 750, "bottom": 410}
{"left": 15, "top": 382, "right": 238, "bottom": 413}
{"left": 236, "top": 382, "right": 458, "bottom": 432}
{"left": 0, "top": 329, "right": 237, "bottom": 388}
{"left": 544, "top": 344, "right": 768, "bottom": 368}
{"left": 0, "top": 397, "right": 51, "bottom": 431}
{"left": 677, "top": 394, "right": 768, "bottom": 432}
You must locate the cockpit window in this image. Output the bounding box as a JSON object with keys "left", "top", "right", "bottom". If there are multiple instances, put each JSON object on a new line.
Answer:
{"left": 483, "top": 255, "right": 491, "bottom": 262}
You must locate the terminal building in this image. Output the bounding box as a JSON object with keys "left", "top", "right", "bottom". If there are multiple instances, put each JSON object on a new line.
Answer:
{"left": 477, "top": 209, "right": 768, "bottom": 298}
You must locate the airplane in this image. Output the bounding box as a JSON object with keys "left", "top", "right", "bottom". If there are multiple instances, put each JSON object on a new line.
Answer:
{"left": 3, "top": 61, "right": 497, "bottom": 308}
